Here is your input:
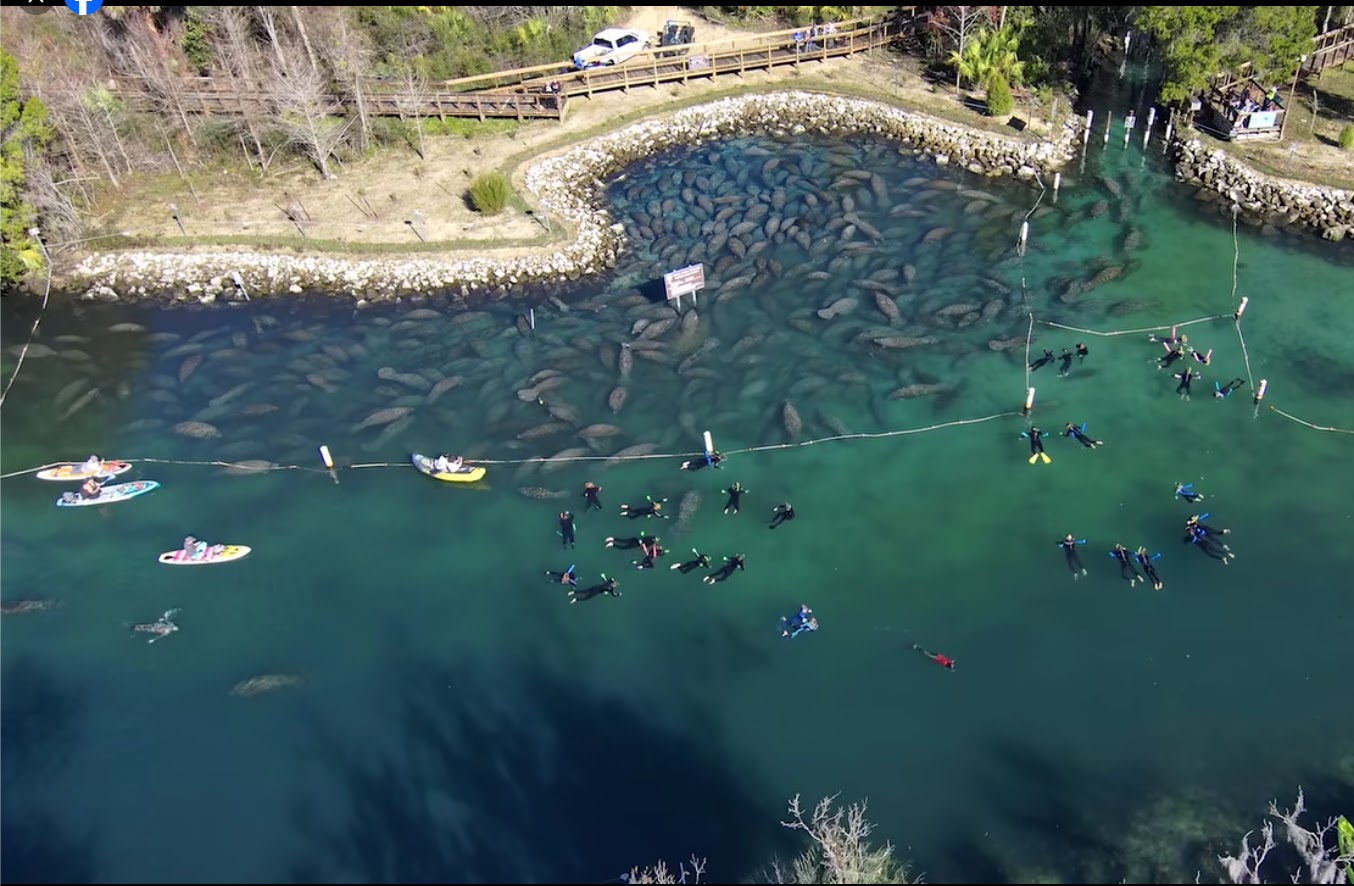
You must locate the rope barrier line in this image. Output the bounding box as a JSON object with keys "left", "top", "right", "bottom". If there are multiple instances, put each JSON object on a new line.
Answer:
{"left": 1038, "top": 314, "right": 1227, "bottom": 338}
{"left": 0, "top": 251, "right": 53, "bottom": 409}
{"left": 1268, "top": 407, "right": 1354, "bottom": 435}
{"left": 1228, "top": 209, "right": 1257, "bottom": 393}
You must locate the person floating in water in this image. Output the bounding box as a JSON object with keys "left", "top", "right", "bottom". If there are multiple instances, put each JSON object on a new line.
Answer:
{"left": 1029, "top": 349, "right": 1056, "bottom": 372}
{"left": 703, "top": 553, "right": 746, "bottom": 584}
{"left": 1214, "top": 378, "right": 1246, "bottom": 399}
{"left": 680, "top": 450, "right": 723, "bottom": 471}
{"left": 1135, "top": 547, "right": 1164, "bottom": 590}
{"left": 914, "top": 644, "right": 955, "bottom": 670}
{"left": 1175, "top": 368, "right": 1201, "bottom": 400}
{"left": 1076, "top": 343, "right": 1089, "bottom": 363}
{"left": 605, "top": 533, "right": 647, "bottom": 551}
{"left": 1192, "top": 348, "right": 1213, "bottom": 366}
{"left": 633, "top": 536, "right": 665, "bottom": 570}
{"left": 723, "top": 482, "right": 745, "bottom": 515}
{"left": 1186, "top": 513, "right": 1231, "bottom": 539}
{"left": 670, "top": 549, "right": 713, "bottom": 574}
{"left": 1184, "top": 514, "right": 1234, "bottom": 564}
{"left": 1158, "top": 342, "right": 1186, "bottom": 370}
{"left": 1059, "top": 534, "right": 1088, "bottom": 577}
{"left": 1022, "top": 427, "right": 1050, "bottom": 464}
{"left": 769, "top": 503, "right": 796, "bottom": 529}
{"left": 1057, "top": 348, "right": 1075, "bottom": 377}
{"left": 1063, "top": 422, "right": 1102, "bottom": 449}
{"left": 619, "top": 496, "right": 667, "bottom": 520}
{"left": 130, "top": 609, "right": 181, "bottom": 644}
{"left": 1175, "top": 482, "right": 1205, "bottom": 503}
{"left": 545, "top": 564, "right": 578, "bottom": 587}
{"left": 1111, "top": 543, "right": 1142, "bottom": 587}
{"left": 1151, "top": 328, "right": 1186, "bottom": 347}
{"left": 782, "top": 604, "right": 818, "bottom": 638}
{"left": 569, "top": 576, "right": 620, "bottom": 603}
{"left": 582, "top": 482, "right": 603, "bottom": 511}
{"left": 558, "top": 511, "right": 576, "bottom": 549}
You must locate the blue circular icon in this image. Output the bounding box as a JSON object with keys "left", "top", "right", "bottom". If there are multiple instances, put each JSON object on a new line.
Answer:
{"left": 65, "top": 0, "right": 103, "bottom": 15}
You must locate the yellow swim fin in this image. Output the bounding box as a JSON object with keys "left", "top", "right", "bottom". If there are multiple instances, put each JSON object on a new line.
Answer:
{"left": 1029, "top": 453, "right": 1039, "bottom": 464}
{"left": 1040, "top": 452, "right": 1051, "bottom": 464}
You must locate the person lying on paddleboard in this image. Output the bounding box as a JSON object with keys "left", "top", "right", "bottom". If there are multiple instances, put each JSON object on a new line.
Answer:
{"left": 545, "top": 565, "right": 577, "bottom": 587}
{"left": 582, "top": 482, "right": 603, "bottom": 511}
{"left": 914, "top": 645, "right": 955, "bottom": 670}
{"left": 569, "top": 576, "right": 620, "bottom": 603}
{"left": 619, "top": 496, "right": 667, "bottom": 519}
{"left": 82, "top": 454, "right": 104, "bottom": 475}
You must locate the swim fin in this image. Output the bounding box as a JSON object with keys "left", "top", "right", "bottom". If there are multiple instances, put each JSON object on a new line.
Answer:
{"left": 1029, "top": 453, "right": 1039, "bottom": 464}
{"left": 1040, "top": 452, "right": 1051, "bottom": 464}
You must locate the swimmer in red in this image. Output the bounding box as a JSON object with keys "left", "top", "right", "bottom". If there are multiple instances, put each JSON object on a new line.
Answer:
{"left": 914, "top": 644, "right": 955, "bottom": 670}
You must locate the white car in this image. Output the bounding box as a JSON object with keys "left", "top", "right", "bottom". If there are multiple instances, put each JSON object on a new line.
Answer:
{"left": 572, "top": 28, "right": 652, "bottom": 69}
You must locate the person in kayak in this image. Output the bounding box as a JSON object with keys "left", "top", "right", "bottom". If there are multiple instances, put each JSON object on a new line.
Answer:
{"left": 703, "top": 553, "right": 746, "bottom": 584}
{"left": 1174, "top": 367, "right": 1201, "bottom": 400}
{"left": 1111, "top": 543, "right": 1142, "bottom": 586}
{"left": 782, "top": 605, "right": 818, "bottom": 638}
{"left": 545, "top": 564, "right": 578, "bottom": 587}
{"left": 1063, "top": 422, "right": 1102, "bottom": 449}
{"left": 1029, "top": 349, "right": 1056, "bottom": 372}
{"left": 670, "top": 549, "right": 713, "bottom": 574}
{"left": 633, "top": 536, "right": 665, "bottom": 570}
{"left": 434, "top": 454, "right": 463, "bottom": 473}
{"left": 1135, "top": 547, "right": 1164, "bottom": 590}
{"left": 1214, "top": 378, "right": 1246, "bottom": 399}
{"left": 1059, "top": 534, "right": 1088, "bottom": 577}
{"left": 914, "top": 645, "right": 955, "bottom": 670}
{"left": 582, "top": 482, "right": 603, "bottom": 512}
{"left": 1058, "top": 348, "right": 1074, "bottom": 377}
{"left": 680, "top": 450, "right": 723, "bottom": 471}
{"left": 723, "top": 481, "right": 746, "bottom": 515}
{"left": 769, "top": 502, "right": 796, "bottom": 529}
{"left": 1076, "top": 343, "right": 1089, "bottom": 363}
{"left": 558, "top": 511, "right": 577, "bottom": 549}
{"left": 79, "top": 477, "right": 103, "bottom": 500}
{"left": 569, "top": 576, "right": 620, "bottom": 603}
{"left": 619, "top": 496, "right": 667, "bottom": 520}
{"left": 1175, "top": 482, "right": 1205, "bottom": 503}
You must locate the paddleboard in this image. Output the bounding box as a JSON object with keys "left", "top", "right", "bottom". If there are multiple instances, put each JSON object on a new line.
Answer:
{"left": 158, "top": 544, "right": 251, "bottom": 565}
{"left": 411, "top": 453, "right": 486, "bottom": 483}
{"left": 36, "top": 461, "right": 133, "bottom": 482}
{"left": 55, "top": 480, "right": 159, "bottom": 507}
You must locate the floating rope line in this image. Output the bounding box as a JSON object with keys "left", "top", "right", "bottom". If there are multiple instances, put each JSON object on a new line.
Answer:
{"left": 0, "top": 251, "right": 53, "bottom": 409}
{"left": 1267, "top": 407, "right": 1354, "bottom": 435}
{"left": 1228, "top": 207, "right": 1257, "bottom": 392}
{"left": 1038, "top": 314, "right": 1226, "bottom": 338}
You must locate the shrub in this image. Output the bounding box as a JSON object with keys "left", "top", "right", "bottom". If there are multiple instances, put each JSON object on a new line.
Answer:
{"left": 468, "top": 172, "right": 510, "bottom": 214}
{"left": 986, "top": 75, "right": 1015, "bottom": 117}
{"left": 1339, "top": 123, "right": 1353, "bottom": 151}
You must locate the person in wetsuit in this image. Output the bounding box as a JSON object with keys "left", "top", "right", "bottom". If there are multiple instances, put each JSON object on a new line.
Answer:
{"left": 914, "top": 645, "right": 955, "bottom": 670}
{"left": 680, "top": 451, "right": 723, "bottom": 471}
{"left": 1175, "top": 483, "right": 1205, "bottom": 503}
{"left": 670, "top": 549, "right": 713, "bottom": 574}
{"left": 545, "top": 564, "right": 578, "bottom": 587}
{"left": 1059, "top": 534, "right": 1088, "bottom": 577}
{"left": 619, "top": 496, "right": 667, "bottom": 519}
{"left": 1064, "top": 423, "right": 1102, "bottom": 449}
{"left": 1185, "top": 521, "right": 1234, "bottom": 564}
{"left": 582, "top": 482, "right": 603, "bottom": 511}
{"left": 1214, "top": 378, "right": 1246, "bottom": 399}
{"left": 769, "top": 503, "right": 796, "bottom": 529}
{"left": 1135, "top": 547, "right": 1164, "bottom": 590}
{"left": 558, "top": 511, "right": 576, "bottom": 549}
{"left": 1058, "top": 348, "right": 1074, "bottom": 377}
{"left": 1192, "top": 348, "right": 1213, "bottom": 366}
{"left": 633, "top": 536, "right": 665, "bottom": 570}
{"left": 1076, "top": 343, "right": 1089, "bottom": 363}
{"left": 782, "top": 605, "right": 818, "bottom": 638}
{"left": 703, "top": 553, "right": 746, "bottom": 584}
{"left": 1021, "top": 427, "right": 1048, "bottom": 460}
{"left": 569, "top": 576, "right": 620, "bottom": 603}
{"left": 605, "top": 534, "right": 647, "bottom": 550}
{"left": 1158, "top": 343, "right": 1186, "bottom": 370}
{"left": 1186, "top": 513, "right": 1231, "bottom": 538}
{"left": 1175, "top": 367, "right": 1201, "bottom": 400}
{"left": 723, "top": 482, "right": 745, "bottom": 515}
{"left": 1111, "top": 543, "right": 1142, "bottom": 587}
{"left": 1029, "top": 349, "right": 1056, "bottom": 372}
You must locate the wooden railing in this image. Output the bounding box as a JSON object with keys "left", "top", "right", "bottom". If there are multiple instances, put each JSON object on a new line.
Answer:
{"left": 1304, "top": 23, "right": 1354, "bottom": 75}
{"left": 114, "top": 11, "right": 918, "bottom": 122}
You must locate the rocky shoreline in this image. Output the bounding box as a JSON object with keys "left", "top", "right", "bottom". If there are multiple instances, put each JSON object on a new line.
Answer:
{"left": 1171, "top": 137, "right": 1353, "bottom": 242}
{"left": 65, "top": 91, "right": 1084, "bottom": 304}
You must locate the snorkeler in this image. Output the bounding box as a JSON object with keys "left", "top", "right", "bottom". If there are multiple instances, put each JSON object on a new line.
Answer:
{"left": 582, "top": 482, "right": 603, "bottom": 511}
{"left": 619, "top": 496, "right": 668, "bottom": 519}
{"left": 1185, "top": 523, "right": 1235, "bottom": 564}
{"left": 782, "top": 605, "right": 818, "bottom": 638}
{"left": 1111, "top": 543, "right": 1142, "bottom": 587}
{"left": 670, "top": 549, "right": 713, "bottom": 574}
{"left": 558, "top": 511, "right": 576, "bottom": 549}
{"left": 1151, "top": 328, "right": 1186, "bottom": 347}
{"left": 1063, "top": 422, "right": 1102, "bottom": 449}
{"left": 1029, "top": 349, "right": 1056, "bottom": 372}
{"left": 1059, "top": 534, "right": 1088, "bottom": 577}
{"left": 545, "top": 564, "right": 578, "bottom": 587}
{"left": 723, "top": 481, "right": 746, "bottom": 515}
{"left": 1175, "top": 368, "right": 1201, "bottom": 400}
{"left": 1058, "top": 348, "right": 1074, "bottom": 376}
{"left": 1076, "top": 343, "right": 1089, "bottom": 363}
{"left": 1185, "top": 513, "right": 1231, "bottom": 538}
{"left": 769, "top": 503, "right": 796, "bottom": 529}
{"left": 569, "top": 576, "right": 621, "bottom": 603}
{"left": 1135, "top": 547, "right": 1164, "bottom": 590}
{"left": 680, "top": 450, "right": 723, "bottom": 471}
{"left": 1214, "top": 378, "right": 1246, "bottom": 399}
{"left": 633, "top": 536, "right": 665, "bottom": 570}
{"left": 1174, "top": 483, "right": 1205, "bottom": 503}
{"left": 1192, "top": 348, "right": 1213, "bottom": 366}
{"left": 913, "top": 644, "right": 955, "bottom": 670}
{"left": 703, "top": 553, "right": 746, "bottom": 584}
{"left": 605, "top": 533, "right": 647, "bottom": 550}
{"left": 1158, "top": 342, "right": 1186, "bottom": 370}
{"left": 1021, "top": 427, "right": 1050, "bottom": 464}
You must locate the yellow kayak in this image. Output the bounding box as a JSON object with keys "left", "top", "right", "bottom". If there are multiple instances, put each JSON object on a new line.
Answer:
{"left": 158, "top": 544, "right": 252, "bottom": 565}
{"left": 411, "top": 453, "right": 486, "bottom": 483}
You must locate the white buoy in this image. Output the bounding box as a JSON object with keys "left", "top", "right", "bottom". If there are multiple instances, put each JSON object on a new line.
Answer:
{"left": 1053, "top": 172, "right": 1062, "bottom": 192}
{"left": 529, "top": 308, "right": 535, "bottom": 331}
{"left": 319, "top": 445, "right": 334, "bottom": 470}
{"left": 1146, "top": 107, "right": 1157, "bottom": 128}
{"left": 1143, "top": 125, "right": 1152, "bottom": 149}
{"left": 1234, "top": 296, "right": 1249, "bottom": 320}
{"left": 1163, "top": 122, "right": 1173, "bottom": 149}
{"left": 1019, "top": 220, "right": 1030, "bottom": 252}
{"left": 1084, "top": 110, "right": 1094, "bottom": 144}
{"left": 1024, "top": 387, "right": 1036, "bottom": 413}
{"left": 1254, "top": 379, "right": 1268, "bottom": 404}
{"left": 1104, "top": 111, "right": 1113, "bottom": 144}
{"left": 703, "top": 430, "right": 715, "bottom": 458}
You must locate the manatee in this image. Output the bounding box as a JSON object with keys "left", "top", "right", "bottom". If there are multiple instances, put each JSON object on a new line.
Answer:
{"left": 352, "top": 406, "right": 412, "bottom": 432}
{"left": 229, "top": 674, "right": 303, "bottom": 697}
{"left": 172, "top": 420, "right": 221, "bottom": 439}
{"left": 518, "top": 487, "right": 570, "bottom": 500}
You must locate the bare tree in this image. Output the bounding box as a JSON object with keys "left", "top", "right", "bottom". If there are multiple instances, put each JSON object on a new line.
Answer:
{"left": 41, "top": 74, "right": 124, "bottom": 188}
{"left": 1218, "top": 789, "right": 1354, "bottom": 884}
{"left": 393, "top": 65, "right": 432, "bottom": 159}
{"left": 117, "top": 21, "right": 198, "bottom": 144}
{"left": 769, "top": 795, "right": 920, "bottom": 884}
{"left": 625, "top": 856, "right": 707, "bottom": 885}
{"left": 930, "top": 6, "right": 996, "bottom": 88}
{"left": 268, "top": 62, "right": 347, "bottom": 179}
{"left": 289, "top": 6, "right": 321, "bottom": 77}
{"left": 321, "top": 13, "right": 374, "bottom": 153}
{"left": 202, "top": 6, "right": 272, "bottom": 171}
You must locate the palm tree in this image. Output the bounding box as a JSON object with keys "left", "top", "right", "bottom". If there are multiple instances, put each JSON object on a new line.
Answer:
{"left": 951, "top": 24, "right": 1026, "bottom": 91}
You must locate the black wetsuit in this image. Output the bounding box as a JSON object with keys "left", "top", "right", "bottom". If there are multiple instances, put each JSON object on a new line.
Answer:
{"left": 607, "top": 535, "right": 645, "bottom": 550}
{"left": 1059, "top": 537, "right": 1086, "bottom": 574}
{"left": 683, "top": 452, "right": 722, "bottom": 471}
{"left": 1159, "top": 347, "right": 1185, "bottom": 369}
{"left": 558, "top": 513, "right": 576, "bottom": 549}
{"left": 724, "top": 484, "right": 744, "bottom": 515}
{"left": 769, "top": 504, "right": 796, "bottom": 529}
{"left": 1112, "top": 546, "right": 1141, "bottom": 585}
{"left": 1175, "top": 369, "right": 1198, "bottom": 396}
{"left": 571, "top": 580, "right": 620, "bottom": 603}
{"left": 1215, "top": 378, "right": 1246, "bottom": 399}
{"left": 1076, "top": 343, "right": 1089, "bottom": 363}
{"left": 582, "top": 484, "right": 603, "bottom": 511}
{"left": 620, "top": 500, "right": 666, "bottom": 519}
{"left": 703, "top": 555, "right": 746, "bottom": 584}
{"left": 1058, "top": 349, "right": 1073, "bottom": 375}
{"left": 1135, "top": 551, "right": 1163, "bottom": 588}
{"left": 1064, "top": 425, "right": 1099, "bottom": 448}
{"left": 634, "top": 539, "right": 664, "bottom": 570}
{"left": 1176, "top": 485, "right": 1204, "bottom": 503}
{"left": 1025, "top": 428, "right": 1047, "bottom": 456}
{"left": 1185, "top": 525, "right": 1231, "bottom": 560}
{"left": 672, "top": 553, "right": 712, "bottom": 574}
{"left": 545, "top": 569, "right": 577, "bottom": 587}
{"left": 1030, "top": 349, "right": 1055, "bottom": 371}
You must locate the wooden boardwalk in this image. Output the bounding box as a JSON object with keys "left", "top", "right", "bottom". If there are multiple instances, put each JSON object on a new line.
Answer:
{"left": 118, "top": 12, "right": 917, "bottom": 123}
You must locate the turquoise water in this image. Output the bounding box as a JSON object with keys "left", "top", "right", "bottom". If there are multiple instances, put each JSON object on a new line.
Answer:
{"left": 4, "top": 106, "right": 1354, "bottom": 883}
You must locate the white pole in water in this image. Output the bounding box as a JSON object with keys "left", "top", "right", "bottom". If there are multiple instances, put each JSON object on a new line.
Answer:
{"left": 1254, "top": 378, "right": 1268, "bottom": 404}
{"left": 1143, "top": 123, "right": 1153, "bottom": 149}
{"left": 1019, "top": 220, "right": 1030, "bottom": 253}
{"left": 1104, "top": 111, "right": 1113, "bottom": 144}
{"left": 1234, "top": 296, "right": 1249, "bottom": 320}
{"left": 1084, "top": 110, "right": 1094, "bottom": 144}
{"left": 1024, "top": 387, "right": 1036, "bottom": 414}
{"left": 230, "top": 271, "right": 250, "bottom": 301}
{"left": 1124, "top": 112, "right": 1135, "bottom": 146}
{"left": 1162, "top": 121, "right": 1173, "bottom": 152}
{"left": 529, "top": 308, "right": 535, "bottom": 331}
{"left": 319, "top": 445, "right": 339, "bottom": 484}
{"left": 1052, "top": 172, "right": 1062, "bottom": 192}
{"left": 703, "top": 430, "right": 715, "bottom": 458}
{"left": 1146, "top": 106, "right": 1157, "bottom": 128}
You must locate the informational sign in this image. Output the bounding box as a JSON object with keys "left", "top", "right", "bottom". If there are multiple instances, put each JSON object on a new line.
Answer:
{"left": 663, "top": 263, "right": 705, "bottom": 308}
{"left": 1246, "top": 111, "right": 1277, "bottom": 129}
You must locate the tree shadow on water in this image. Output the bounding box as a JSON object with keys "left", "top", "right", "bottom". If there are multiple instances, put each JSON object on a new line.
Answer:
{"left": 284, "top": 659, "right": 783, "bottom": 884}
